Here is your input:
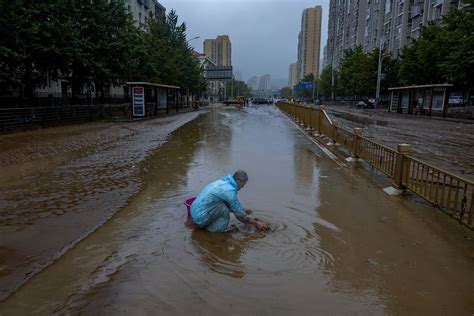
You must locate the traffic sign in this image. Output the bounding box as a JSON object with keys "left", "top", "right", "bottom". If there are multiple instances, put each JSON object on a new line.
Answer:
{"left": 301, "top": 81, "right": 313, "bottom": 89}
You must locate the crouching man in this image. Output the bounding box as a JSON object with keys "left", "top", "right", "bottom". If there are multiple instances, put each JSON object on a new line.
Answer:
{"left": 191, "top": 170, "right": 268, "bottom": 232}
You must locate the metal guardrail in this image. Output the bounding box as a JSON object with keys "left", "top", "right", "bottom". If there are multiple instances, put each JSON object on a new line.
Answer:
{"left": 0, "top": 105, "right": 126, "bottom": 130}
{"left": 0, "top": 98, "right": 204, "bottom": 130}
{"left": 276, "top": 101, "right": 473, "bottom": 229}
{"left": 357, "top": 137, "right": 397, "bottom": 177}
{"left": 404, "top": 156, "right": 473, "bottom": 226}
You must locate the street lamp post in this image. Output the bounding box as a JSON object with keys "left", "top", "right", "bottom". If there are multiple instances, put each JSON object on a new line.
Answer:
{"left": 185, "top": 36, "right": 200, "bottom": 106}
{"left": 331, "top": 66, "right": 335, "bottom": 101}
{"left": 375, "top": 35, "right": 387, "bottom": 108}
{"left": 187, "top": 36, "right": 200, "bottom": 44}
{"left": 375, "top": 40, "right": 383, "bottom": 108}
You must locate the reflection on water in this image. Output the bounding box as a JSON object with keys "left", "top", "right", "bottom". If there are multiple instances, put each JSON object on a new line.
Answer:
{"left": 191, "top": 228, "right": 265, "bottom": 279}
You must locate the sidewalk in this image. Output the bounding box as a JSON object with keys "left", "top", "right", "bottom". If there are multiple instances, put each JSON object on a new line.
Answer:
{"left": 325, "top": 105, "right": 474, "bottom": 181}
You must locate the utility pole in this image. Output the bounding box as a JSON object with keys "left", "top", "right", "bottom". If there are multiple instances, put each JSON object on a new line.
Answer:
{"left": 331, "top": 66, "right": 335, "bottom": 101}
{"left": 375, "top": 45, "right": 382, "bottom": 108}
{"left": 376, "top": 36, "right": 385, "bottom": 108}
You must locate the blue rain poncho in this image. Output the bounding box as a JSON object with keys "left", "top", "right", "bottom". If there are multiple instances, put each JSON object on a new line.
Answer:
{"left": 191, "top": 175, "right": 251, "bottom": 232}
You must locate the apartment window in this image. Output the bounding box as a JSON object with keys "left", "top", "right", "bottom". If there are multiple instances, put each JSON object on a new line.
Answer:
{"left": 127, "top": 5, "right": 131, "bottom": 12}
{"left": 433, "top": 6, "right": 442, "bottom": 19}
{"left": 398, "top": 3, "right": 404, "bottom": 15}
{"left": 385, "top": 0, "right": 392, "bottom": 13}
{"left": 395, "top": 25, "right": 402, "bottom": 38}
{"left": 139, "top": 12, "right": 142, "bottom": 24}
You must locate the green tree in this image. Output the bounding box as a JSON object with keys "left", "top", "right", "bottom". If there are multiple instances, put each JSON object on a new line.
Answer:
{"left": 225, "top": 80, "right": 250, "bottom": 98}
{"left": 338, "top": 46, "right": 373, "bottom": 98}
{"left": 294, "top": 73, "right": 315, "bottom": 98}
{"left": 367, "top": 48, "right": 400, "bottom": 92}
{"left": 398, "top": 24, "right": 445, "bottom": 85}
{"left": 318, "top": 66, "right": 335, "bottom": 97}
{"left": 80, "top": 0, "right": 142, "bottom": 100}
{"left": 142, "top": 10, "right": 206, "bottom": 94}
{"left": 438, "top": 8, "right": 474, "bottom": 88}
{"left": 279, "top": 87, "right": 292, "bottom": 98}
{"left": 0, "top": 1, "right": 73, "bottom": 98}
{"left": 0, "top": 2, "right": 207, "bottom": 102}
{"left": 399, "top": 5, "right": 474, "bottom": 88}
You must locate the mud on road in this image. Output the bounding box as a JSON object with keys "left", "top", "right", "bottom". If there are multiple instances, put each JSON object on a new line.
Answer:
{"left": 326, "top": 105, "right": 474, "bottom": 181}
{"left": 0, "top": 111, "right": 202, "bottom": 300}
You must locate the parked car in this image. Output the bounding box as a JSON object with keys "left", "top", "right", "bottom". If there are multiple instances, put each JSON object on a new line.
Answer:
{"left": 356, "top": 101, "right": 367, "bottom": 109}
{"left": 448, "top": 96, "right": 465, "bottom": 106}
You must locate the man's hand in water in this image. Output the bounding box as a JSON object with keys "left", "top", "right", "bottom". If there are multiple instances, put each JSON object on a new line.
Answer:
{"left": 250, "top": 219, "right": 268, "bottom": 231}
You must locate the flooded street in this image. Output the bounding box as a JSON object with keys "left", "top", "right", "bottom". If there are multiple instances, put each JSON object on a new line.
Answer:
{"left": 1, "top": 105, "right": 473, "bottom": 315}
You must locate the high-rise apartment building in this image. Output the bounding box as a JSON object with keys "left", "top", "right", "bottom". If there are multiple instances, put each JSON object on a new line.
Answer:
{"left": 297, "top": 6, "right": 323, "bottom": 80}
{"left": 325, "top": 0, "right": 462, "bottom": 69}
{"left": 234, "top": 70, "right": 242, "bottom": 81}
{"left": 203, "top": 35, "right": 232, "bottom": 66}
{"left": 125, "top": 0, "right": 166, "bottom": 27}
{"left": 259, "top": 74, "right": 271, "bottom": 91}
{"left": 288, "top": 63, "right": 298, "bottom": 88}
{"left": 247, "top": 76, "right": 259, "bottom": 91}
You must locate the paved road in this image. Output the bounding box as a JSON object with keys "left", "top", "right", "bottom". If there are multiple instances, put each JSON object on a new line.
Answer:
{"left": 1, "top": 105, "right": 472, "bottom": 314}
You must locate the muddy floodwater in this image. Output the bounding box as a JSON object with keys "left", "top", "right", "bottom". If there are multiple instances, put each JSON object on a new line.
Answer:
{"left": 1, "top": 105, "right": 473, "bottom": 315}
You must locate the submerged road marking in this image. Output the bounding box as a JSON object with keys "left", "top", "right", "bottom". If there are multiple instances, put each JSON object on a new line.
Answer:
{"left": 281, "top": 111, "right": 346, "bottom": 167}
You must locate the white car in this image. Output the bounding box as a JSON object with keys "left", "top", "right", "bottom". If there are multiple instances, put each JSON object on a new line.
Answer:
{"left": 448, "top": 96, "right": 465, "bottom": 105}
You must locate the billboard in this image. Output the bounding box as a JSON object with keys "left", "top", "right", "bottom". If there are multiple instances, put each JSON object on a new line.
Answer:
{"left": 301, "top": 81, "right": 313, "bottom": 89}
{"left": 206, "top": 66, "right": 233, "bottom": 80}
{"left": 132, "top": 87, "right": 145, "bottom": 117}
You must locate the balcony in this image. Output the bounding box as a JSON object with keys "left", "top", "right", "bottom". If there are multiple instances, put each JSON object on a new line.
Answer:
{"left": 411, "top": 5, "right": 422, "bottom": 17}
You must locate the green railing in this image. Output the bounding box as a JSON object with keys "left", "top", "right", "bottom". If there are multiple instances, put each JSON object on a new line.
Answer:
{"left": 276, "top": 101, "right": 473, "bottom": 229}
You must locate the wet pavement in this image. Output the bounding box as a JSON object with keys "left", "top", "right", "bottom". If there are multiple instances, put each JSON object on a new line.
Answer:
{"left": 1, "top": 105, "right": 473, "bottom": 315}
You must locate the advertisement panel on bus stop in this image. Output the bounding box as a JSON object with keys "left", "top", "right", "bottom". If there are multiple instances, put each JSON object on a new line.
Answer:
{"left": 133, "top": 87, "right": 145, "bottom": 117}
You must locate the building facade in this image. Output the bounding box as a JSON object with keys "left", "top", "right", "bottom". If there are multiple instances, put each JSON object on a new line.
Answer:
{"left": 247, "top": 76, "right": 259, "bottom": 91}
{"left": 234, "top": 70, "right": 242, "bottom": 81}
{"left": 125, "top": 0, "right": 166, "bottom": 27}
{"left": 326, "top": 0, "right": 462, "bottom": 69}
{"left": 259, "top": 74, "right": 271, "bottom": 91}
{"left": 203, "top": 35, "right": 232, "bottom": 66}
{"left": 296, "top": 6, "right": 323, "bottom": 80}
{"left": 288, "top": 63, "right": 298, "bottom": 88}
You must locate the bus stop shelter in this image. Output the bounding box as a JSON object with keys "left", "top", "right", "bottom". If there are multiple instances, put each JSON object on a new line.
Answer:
{"left": 388, "top": 84, "right": 453, "bottom": 117}
{"left": 127, "top": 82, "right": 181, "bottom": 118}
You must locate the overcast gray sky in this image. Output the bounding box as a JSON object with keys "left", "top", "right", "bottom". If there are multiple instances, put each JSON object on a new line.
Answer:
{"left": 160, "top": 0, "right": 329, "bottom": 83}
